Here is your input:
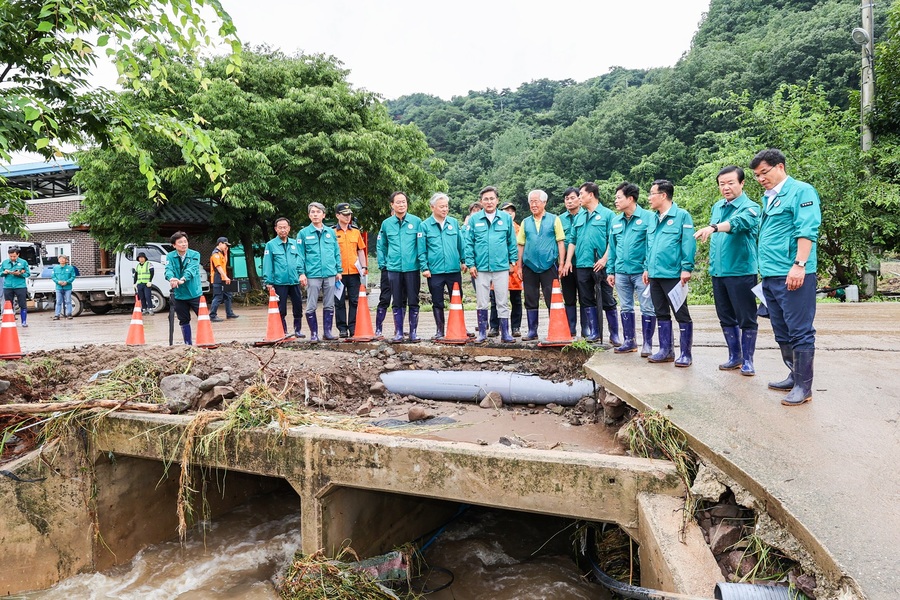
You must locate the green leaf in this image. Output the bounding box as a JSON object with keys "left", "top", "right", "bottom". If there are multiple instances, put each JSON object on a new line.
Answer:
{"left": 35, "top": 138, "right": 50, "bottom": 150}
{"left": 23, "top": 106, "right": 40, "bottom": 121}
{"left": 36, "top": 21, "right": 54, "bottom": 32}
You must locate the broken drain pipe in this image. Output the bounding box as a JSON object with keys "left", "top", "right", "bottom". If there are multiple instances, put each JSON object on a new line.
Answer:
{"left": 379, "top": 370, "right": 594, "bottom": 406}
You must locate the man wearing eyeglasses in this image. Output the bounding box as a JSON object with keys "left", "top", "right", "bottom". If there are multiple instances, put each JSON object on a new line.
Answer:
{"left": 751, "top": 148, "right": 821, "bottom": 406}
{"left": 693, "top": 166, "right": 761, "bottom": 376}
{"left": 642, "top": 180, "right": 696, "bottom": 366}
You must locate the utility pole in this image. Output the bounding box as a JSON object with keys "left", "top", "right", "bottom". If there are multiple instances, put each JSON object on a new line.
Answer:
{"left": 860, "top": 1, "right": 876, "bottom": 151}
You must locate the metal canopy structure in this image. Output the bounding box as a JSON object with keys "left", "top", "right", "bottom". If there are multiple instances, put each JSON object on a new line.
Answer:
{"left": 0, "top": 160, "right": 81, "bottom": 198}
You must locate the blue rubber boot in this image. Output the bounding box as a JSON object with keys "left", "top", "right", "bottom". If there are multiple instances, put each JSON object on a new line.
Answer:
{"left": 374, "top": 306, "right": 388, "bottom": 339}
{"left": 390, "top": 308, "right": 405, "bottom": 343}
{"left": 306, "top": 312, "right": 319, "bottom": 342}
{"left": 583, "top": 306, "right": 601, "bottom": 342}
{"left": 605, "top": 308, "right": 622, "bottom": 346}
{"left": 740, "top": 329, "right": 757, "bottom": 376}
{"left": 614, "top": 312, "right": 638, "bottom": 353}
{"left": 181, "top": 324, "right": 192, "bottom": 346}
{"left": 408, "top": 307, "right": 421, "bottom": 343}
{"left": 499, "top": 318, "right": 514, "bottom": 343}
{"left": 768, "top": 343, "right": 794, "bottom": 391}
{"left": 431, "top": 308, "right": 445, "bottom": 340}
{"left": 675, "top": 322, "right": 693, "bottom": 367}
{"left": 719, "top": 325, "right": 742, "bottom": 370}
{"left": 322, "top": 309, "right": 338, "bottom": 341}
{"left": 475, "top": 309, "right": 488, "bottom": 344}
{"left": 648, "top": 320, "right": 674, "bottom": 363}
{"left": 293, "top": 317, "right": 306, "bottom": 339}
{"left": 640, "top": 315, "right": 656, "bottom": 357}
{"left": 523, "top": 309, "right": 539, "bottom": 341}
{"left": 782, "top": 349, "right": 814, "bottom": 406}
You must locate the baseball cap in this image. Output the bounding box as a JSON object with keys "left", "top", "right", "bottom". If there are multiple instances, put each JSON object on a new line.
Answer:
{"left": 500, "top": 202, "right": 516, "bottom": 211}
{"left": 216, "top": 237, "right": 231, "bottom": 246}
{"left": 335, "top": 203, "right": 353, "bottom": 215}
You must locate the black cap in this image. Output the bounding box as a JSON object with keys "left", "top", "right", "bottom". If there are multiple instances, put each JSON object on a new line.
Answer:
{"left": 216, "top": 237, "right": 231, "bottom": 246}
{"left": 500, "top": 202, "right": 516, "bottom": 211}
{"left": 335, "top": 203, "right": 353, "bottom": 215}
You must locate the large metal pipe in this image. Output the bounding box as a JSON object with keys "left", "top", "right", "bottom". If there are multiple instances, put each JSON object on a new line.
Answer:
{"left": 379, "top": 370, "right": 594, "bottom": 406}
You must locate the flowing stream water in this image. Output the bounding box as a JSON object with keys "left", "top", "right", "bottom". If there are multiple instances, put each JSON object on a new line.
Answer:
{"left": 22, "top": 492, "right": 609, "bottom": 599}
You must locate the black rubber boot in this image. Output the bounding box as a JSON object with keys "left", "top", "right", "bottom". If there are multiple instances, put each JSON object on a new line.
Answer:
{"left": 782, "top": 349, "right": 814, "bottom": 406}
{"left": 768, "top": 343, "right": 795, "bottom": 391}
{"left": 431, "top": 308, "right": 445, "bottom": 340}
{"left": 565, "top": 305, "right": 577, "bottom": 336}
{"left": 719, "top": 325, "right": 742, "bottom": 370}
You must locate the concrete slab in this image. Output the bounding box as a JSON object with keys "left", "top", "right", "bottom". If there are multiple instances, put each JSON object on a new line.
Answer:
{"left": 585, "top": 303, "right": 900, "bottom": 600}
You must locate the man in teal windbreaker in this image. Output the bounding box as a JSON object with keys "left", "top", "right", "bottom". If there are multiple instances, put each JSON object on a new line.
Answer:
{"left": 751, "top": 148, "right": 821, "bottom": 407}
{"left": 164, "top": 231, "right": 203, "bottom": 345}
{"left": 465, "top": 186, "right": 518, "bottom": 343}
{"left": 376, "top": 192, "right": 426, "bottom": 343}
{"left": 1, "top": 246, "right": 30, "bottom": 327}
{"left": 642, "top": 179, "right": 696, "bottom": 367}
{"left": 420, "top": 192, "right": 466, "bottom": 340}
{"left": 263, "top": 217, "right": 305, "bottom": 339}
{"left": 694, "top": 166, "right": 761, "bottom": 376}
{"left": 51, "top": 255, "right": 77, "bottom": 320}
{"left": 298, "top": 202, "right": 342, "bottom": 342}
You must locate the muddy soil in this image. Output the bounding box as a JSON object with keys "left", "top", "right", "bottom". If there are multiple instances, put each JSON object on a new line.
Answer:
{"left": 0, "top": 343, "right": 607, "bottom": 464}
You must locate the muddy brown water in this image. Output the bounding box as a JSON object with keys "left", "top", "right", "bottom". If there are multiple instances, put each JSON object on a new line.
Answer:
{"left": 21, "top": 491, "right": 610, "bottom": 599}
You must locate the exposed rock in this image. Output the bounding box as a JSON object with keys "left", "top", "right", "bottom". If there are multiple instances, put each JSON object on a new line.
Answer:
{"left": 196, "top": 385, "right": 236, "bottom": 410}
{"left": 690, "top": 463, "right": 727, "bottom": 502}
{"left": 709, "top": 503, "right": 747, "bottom": 521}
{"left": 408, "top": 406, "right": 430, "bottom": 422}
{"left": 356, "top": 399, "right": 373, "bottom": 416}
{"left": 548, "top": 404, "right": 566, "bottom": 415}
{"left": 383, "top": 347, "right": 396, "bottom": 357}
{"left": 383, "top": 360, "right": 400, "bottom": 371}
{"left": 479, "top": 391, "right": 503, "bottom": 409}
{"left": 601, "top": 392, "right": 627, "bottom": 422}
{"left": 0, "top": 379, "right": 9, "bottom": 394}
{"left": 709, "top": 522, "right": 744, "bottom": 555}
{"left": 719, "top": 550, "right": 757, "bottom": 578}
{"left": 160, "top": 374, "right": 202, "bottom": 414}
{"left": 199, "top": 372, "right": 231, "bottom": 392}
{"left": 369, "top": 381, "right": 386, "bottom": 396}
{"left": 581, "top": 396, "right": 597, "bottom": 414}
{"left": 789, "top": 571, "right": 817, "bottom": 598}
{"left": 474, "top": 355, "right": 513, "bottom": 363}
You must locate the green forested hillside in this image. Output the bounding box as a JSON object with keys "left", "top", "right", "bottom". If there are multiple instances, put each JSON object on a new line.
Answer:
{"left": 387, "top": 0, "right": 861, "bottom": 212}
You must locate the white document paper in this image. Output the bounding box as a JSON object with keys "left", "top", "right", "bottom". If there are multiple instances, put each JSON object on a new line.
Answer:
{"left": 333, "top": 279, "right": 344, "bottom": 300}
{"left": 667, "top": 282, "right": 688, "bottom": 312}
{"left": 751, "top": 282, "right": 767, "bottom": 307}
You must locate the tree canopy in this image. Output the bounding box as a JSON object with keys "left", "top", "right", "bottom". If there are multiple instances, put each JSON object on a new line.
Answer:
{"left": 0, "top": 0, "right": 241, "bottom": 234}
{"left": 74, "top": 47, "right": 443, "bottom": 286}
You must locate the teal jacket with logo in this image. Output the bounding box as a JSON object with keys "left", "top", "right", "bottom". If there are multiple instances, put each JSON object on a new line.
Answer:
{"left": 758, "top": 177, "right": 821, "bottom": 278}
{"left": 377, "top": 214, "right": 425, "bottom": 272}
{"left": 164, "top": 249, "right": 202, "bottom": 300}
{"left": 644, "top": 203, "right": 696, "bottom": 278}
{"left": 608, "top": 205, "right": 651, "bottom": 276}
{"left": 0, "top": 258, "right": 29, "bottom": 289}
{"left": 297, "top": 224, "right": 341, "bottom": 278}
{"left": 520, "top": 213, "right": 562, "bottom": 273}
{"left": 420, "top": 215, "right": 465, "bottom": 274}
{"left": 51, "top": 264, "right": 77, "bottom": 291}
{"left": 464, "top": 210, "right": 518, "bottom": 272}
{"left": 708, "top": 192, "right": 761, "bottom": 278}
{"left": 565, "top": 204, "right": 614, "bottom": 268}
{"left": 263, "top": 236, "right": 301, "bottom": 285}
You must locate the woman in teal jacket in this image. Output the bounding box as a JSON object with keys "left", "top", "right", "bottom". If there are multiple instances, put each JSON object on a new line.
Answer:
{"left": 164, "top": 231, "right": 202, "bottom": 345}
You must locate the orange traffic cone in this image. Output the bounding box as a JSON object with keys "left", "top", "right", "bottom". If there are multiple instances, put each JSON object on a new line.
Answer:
{"left": 0, "top": 300, "right": 23, "bottom": 359}
{"left": 195, "top": 297, "right": 219, "bottom": 349}
{"left": 255, "top": 286, "right": 291, "bottom": 346}
{"left": 349, "top": 288, "right": 375, "bottom": 342}
{"left": 125, "top": 297, "right": 146, "bottom": 346}
{"left": 438, "top": 282, "right": 468, "bottom": 345}
{"left": 538, "top": 279, "right": 574, "bottom": 348}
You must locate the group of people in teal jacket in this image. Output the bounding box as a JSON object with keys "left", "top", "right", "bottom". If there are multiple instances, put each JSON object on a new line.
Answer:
{"left": 0, "top": 246, "right": 77, "bottom": 326}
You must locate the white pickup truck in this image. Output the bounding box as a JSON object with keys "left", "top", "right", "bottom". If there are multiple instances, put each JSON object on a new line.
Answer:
{"left": 28, "top": 243, "right": 209, "bottom": 317}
